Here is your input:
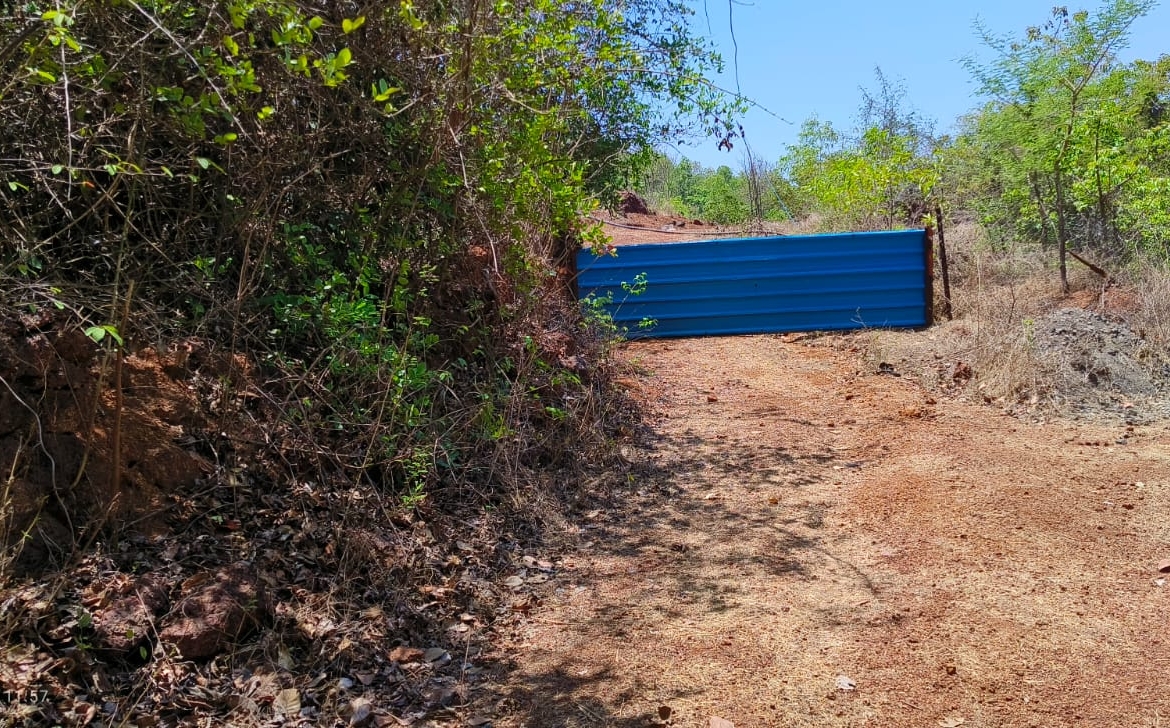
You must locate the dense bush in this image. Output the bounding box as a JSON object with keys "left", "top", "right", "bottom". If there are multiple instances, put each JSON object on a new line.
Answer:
{"left": 0, "top": 0, "right": 739, "bottom": 499}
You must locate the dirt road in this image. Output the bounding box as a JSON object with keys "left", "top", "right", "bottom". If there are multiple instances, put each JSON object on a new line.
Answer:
{"left": 496, "top": 334, "right": 1170, "bottom": 727}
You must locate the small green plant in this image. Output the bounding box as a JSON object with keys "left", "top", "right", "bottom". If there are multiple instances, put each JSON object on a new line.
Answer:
{"left": 400, "top": 448, "right": 430, "bottom": 509}
{"left": 582, "top": 271, "right": 656, "bottom": 340}
{"left": 582, "top": 289, "right": 619, "bottom": 338}
{"left": 475, "top": 400, "right": 510, "bottom": 441}
{"left": 621, "top": 272, "right": 650, "bottom": 297}
{"left": 191, "top": 255, "right": 232, "bottom": 281}
{"left": 84, "top": 324, "right": 123, "bottom": 346}
{"left": 72, "top": 606, "right": 94, "bottom": 651}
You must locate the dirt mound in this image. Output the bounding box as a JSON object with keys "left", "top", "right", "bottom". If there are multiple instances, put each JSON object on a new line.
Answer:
{"left": 0, "top": 314, "right": 218, "bottom": 575}
{"left": 616, "top": 190, "right": 651, "bottom": 215}
{"left": 857, "top": 293, "right": 1170, "bottom": 426}
{"left": 1033, "top": 307, "right": 1170, "bottom": 423}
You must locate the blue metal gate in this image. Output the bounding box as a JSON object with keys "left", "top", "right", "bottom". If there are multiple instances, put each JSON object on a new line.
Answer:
{"left": 576, "top": 229, "right": 932, "bottom": 338}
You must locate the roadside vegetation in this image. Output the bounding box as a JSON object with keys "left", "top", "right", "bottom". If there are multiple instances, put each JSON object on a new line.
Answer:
{"left": 639, "top": 0, "right": 1170, "bottom": 277}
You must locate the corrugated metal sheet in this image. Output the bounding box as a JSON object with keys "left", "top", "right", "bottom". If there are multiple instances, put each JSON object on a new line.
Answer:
{"left": 576, "top": 229, "right": 931, "bottom": 338}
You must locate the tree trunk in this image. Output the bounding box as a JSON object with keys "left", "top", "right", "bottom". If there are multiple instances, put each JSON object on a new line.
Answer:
{"left": 1027, "top": 172, "right": 1054, "bottom": 251}
{"left": 1054, "top": 167, "right": 1070, "bottom": 295}
{"left": 1093, "top": 124, "right": 1113, "bottom": 252}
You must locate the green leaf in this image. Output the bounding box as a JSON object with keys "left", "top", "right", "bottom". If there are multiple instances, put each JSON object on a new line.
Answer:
{"left": 50, "top": 164, "right": 64, "bottom": 175}
{"left": 308, "top": 16, "right": 324, "bottom": 30}
{"left": 85, "top": 325, "right": 124, "bottom": 347}
{"left": 223, "top": 35, "right": 239, "bottom": 56}
{"left": 336, "top": 47, "right": 352, "bottom": 66}
{"left": 257, "top": 105, "right": 275, "bottom": 120}
{"left": 41, "top": 9, "right": 70, "bottom": 27}
{"left": 195, "top": 157, "right": 211, "bottom": 170}
{"left": 342, "top": 16, "right": 365, "bottom": 34}
{"left": 373, "top": 84, "right": 400, "bottom": 102}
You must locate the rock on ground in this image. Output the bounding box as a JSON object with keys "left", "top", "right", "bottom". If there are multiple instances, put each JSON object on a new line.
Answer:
{"left": 159, "top": 561, "right": 266, "bottom": 659}
{"left": 93, "top": 573, "right": 170, "bottom": 657}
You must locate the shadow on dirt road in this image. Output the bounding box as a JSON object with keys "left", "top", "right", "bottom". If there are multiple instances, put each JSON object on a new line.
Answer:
{"left": 489, "top": 334, "right": 1170, "bottom": 728}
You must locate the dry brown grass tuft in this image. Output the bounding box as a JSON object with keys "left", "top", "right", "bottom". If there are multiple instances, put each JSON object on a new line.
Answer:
{"left": 773, "top": 213, "right": 829, "bottom": 236}
{"left": 861, "top": 221, "right": 1138, "bottom": 412}
{"left": 1127, "top": 256, "right": 1170, "bottom": 349}
{"left": 863, "top": 223, "right": 1043, "bottom": 402}
{"left": 948, "top": 247, "right": 1058, "bottom": 404}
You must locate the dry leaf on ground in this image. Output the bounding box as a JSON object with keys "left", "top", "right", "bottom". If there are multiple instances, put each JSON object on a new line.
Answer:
{"left": 272, "top": 688, "right": 300, "bottom": 716}
{"left": 349, "top": 699, "right": 373, "bottom": 726}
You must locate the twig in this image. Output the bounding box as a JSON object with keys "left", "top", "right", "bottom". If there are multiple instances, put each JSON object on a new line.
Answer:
{"left": 727, "top": 0, "right": 741, "bottom": 94}
{"left": 0, "top": 376, "right": 54, "bottom": 489}
{"left": 56, "top": 0, "right": 74, "bottom": 201}
{"left": 126, "top": 0, "right": 242, "bottom": 134}
{"left": 0, "top": 373, "right": 69, "bottom": 533}
{"left": 1068, "top": 249, "right": 1111, "bottom": 281}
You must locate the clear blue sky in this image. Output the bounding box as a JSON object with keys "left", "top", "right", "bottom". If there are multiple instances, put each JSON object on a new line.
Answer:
{"left": 677, "top": 0, "right": 1170, "bottom": 168}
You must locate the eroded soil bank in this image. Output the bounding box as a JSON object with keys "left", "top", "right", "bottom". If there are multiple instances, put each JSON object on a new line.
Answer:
{"left": 491, "top": 334, "right": 1170, "bottom": 728}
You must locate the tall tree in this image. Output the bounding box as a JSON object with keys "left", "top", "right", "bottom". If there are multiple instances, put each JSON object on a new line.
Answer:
{"left": 965, "top": 0, "right": 1155, "bottom": 292}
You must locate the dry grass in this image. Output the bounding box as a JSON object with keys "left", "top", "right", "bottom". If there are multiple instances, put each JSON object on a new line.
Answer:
{"left": 947, "top": 243, "right": 1058, "bottom": 404}
{"left": 773, "top": 213, "right": 829, "bottom": 236}
{"left": 1127, "top": 256, "right": 1170, "bottom": 350}
{"left": 865, "top": 221, "right": 1121, "bottom": 408}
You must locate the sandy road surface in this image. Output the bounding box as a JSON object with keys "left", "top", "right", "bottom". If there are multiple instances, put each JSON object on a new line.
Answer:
{"left": 495, "top": 334, "right": 1170, "bottom": 728}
